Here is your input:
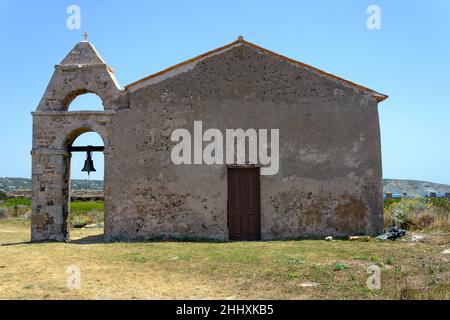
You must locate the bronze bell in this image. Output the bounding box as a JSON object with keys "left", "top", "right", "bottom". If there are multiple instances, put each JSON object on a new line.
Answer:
{"left": 81, "top": 151, "right": 96, "bottom": 175}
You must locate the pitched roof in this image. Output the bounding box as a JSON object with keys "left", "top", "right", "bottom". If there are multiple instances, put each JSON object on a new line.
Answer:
{"left": 125, "top": 38, "right": 388, "bottom": 102}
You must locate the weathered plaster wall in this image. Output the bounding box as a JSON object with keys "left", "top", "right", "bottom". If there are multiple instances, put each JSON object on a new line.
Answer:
{"left": 105, "top": 44, "right": 383, "bottom": 240}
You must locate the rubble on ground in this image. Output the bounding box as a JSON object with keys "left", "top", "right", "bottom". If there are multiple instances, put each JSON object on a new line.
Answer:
{"left": 376, "top": 226, "right": 406, "bottom": 241}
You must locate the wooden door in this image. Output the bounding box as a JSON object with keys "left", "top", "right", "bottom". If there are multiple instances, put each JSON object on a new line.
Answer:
{"left": 227, "top": 167, "right": 261, "bottom": 240}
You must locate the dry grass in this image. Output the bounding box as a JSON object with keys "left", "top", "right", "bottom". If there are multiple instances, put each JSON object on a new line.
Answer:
{"left": 0, "top": 219, "right": 449, "bottom": 300}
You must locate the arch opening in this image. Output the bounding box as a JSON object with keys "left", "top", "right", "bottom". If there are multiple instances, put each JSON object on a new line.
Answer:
{"left": 66, "top": 91, "right": 105, "bottom": 111}
{"left": 63, "top": 131, "right": 106, "bottom": 241}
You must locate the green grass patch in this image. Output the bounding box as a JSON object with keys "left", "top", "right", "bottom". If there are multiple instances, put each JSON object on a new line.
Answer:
{"left": 70, "top": 200, "right": 104, "bottom": 214}
{"left": 0, "top": 199, "right": 105, "bottom": 226}
{"left": 70, "top": 201, "right": 104, "bottom": 228}
{"left": 333, "top": 263, "right": 347, "bottom": 271}
{"left": 0, "top": 199, "right": 105, "bottom": 213}
{"left": 385, "top": 256, "right": 394, "bottom": 265}
{"left": 2, "top": 197, "right": 31, "bottom": 208}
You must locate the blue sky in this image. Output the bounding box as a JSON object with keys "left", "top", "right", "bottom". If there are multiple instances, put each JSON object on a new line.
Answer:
{"left": 0, "top": 0, "right": 449, "bottom": 183}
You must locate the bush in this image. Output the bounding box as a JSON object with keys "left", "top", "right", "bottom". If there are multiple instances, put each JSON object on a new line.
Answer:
{"left": 388, "top": 198, "right": 427, "bottom": 227}
{"left": 0, "top": 204, "right": 31, "bottom": 219}
{"left": 385, "top": 198, "right": 449, "bottom": 232}
{"left": 71, "top": 216, "right": 92, "bottom": 228}
{"left": 70, "top": 209, "right": 104, "bottom": 228}
{"left": 333, "top": 263, "right": 347, "bottom": 271}
{"left": 0, "top": 190, "right": 7, "bottom": 200}
{"left": 428, "top": 197, "right": 450, "bottom": 211}
{"left": 12, "top": 204, "right": 30, "bottom": 218}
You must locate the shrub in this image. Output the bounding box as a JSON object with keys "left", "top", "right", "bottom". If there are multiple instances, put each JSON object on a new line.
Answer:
{"left": 385, "top": 256, "right": 394, "bottom": 265}
{"left": 69, "top": 201, "right": 104, "bottom": 228}
{"left": 385, "top": 197, "right": 449, "bottom": 232}
{"left": 388, "top": 198, "right": 427, "bottom": 228}
{"left": 0, "top": 204, "right": 30, "bottom": 218}
{"left": 333, "top": 263, "right": 347, "bottom": 271}
{"left": 71, "top": 216, "right": 92, "bottom": 228}
{"left": 428, "top": 197, "right": 450, "bottom": 211}
{"left": 0, "top": 190, "right": 7, "bottom": 200}
{"left": 384, "top": 198, "right": 401, "bottom": 210}
{"left": 14, "top": 205, "right": 30, "bottom": 218}
{"left": 86, "top": 210, "right": 104, "bottom": 223}
{"left": 21, "top": 211, "right": 31, "bottom": 220}
{"left": 70, "top": 209, "right": 104, "bottom": 228}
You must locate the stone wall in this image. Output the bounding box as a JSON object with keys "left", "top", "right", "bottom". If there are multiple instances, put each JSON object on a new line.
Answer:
{"left": 31, "top": 111, "right": 114, "bottom": 241}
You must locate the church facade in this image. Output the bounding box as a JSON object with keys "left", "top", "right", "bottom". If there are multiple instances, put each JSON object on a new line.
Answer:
{"left": 31, "top": 37, "right": 387, "bottom": 242}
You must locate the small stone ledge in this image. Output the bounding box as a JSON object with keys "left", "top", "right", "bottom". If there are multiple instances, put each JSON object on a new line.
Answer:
{"left": 31, "top": 147, "right": 111, "bottom": 156}
{"left": 55, "top": 63, "right": 107, "bottom": 69}
{"left": 32, "top": 110, "right": 115, "bottom": 116}
{"left": 31, "top": 148, "right": 68, "bottom": 156}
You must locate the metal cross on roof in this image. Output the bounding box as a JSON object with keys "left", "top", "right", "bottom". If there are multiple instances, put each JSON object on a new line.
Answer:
{"left": 83, "top": 32, "right": 89, "bottom": 41}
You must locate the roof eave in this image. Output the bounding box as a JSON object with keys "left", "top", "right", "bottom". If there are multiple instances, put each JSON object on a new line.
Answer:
{"left": 374, "top": 94, "right": 389, "bottom": 103}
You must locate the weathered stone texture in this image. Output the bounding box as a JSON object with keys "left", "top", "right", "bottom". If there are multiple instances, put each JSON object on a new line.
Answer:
{"left": 37, "top": 42, "right": 122, "bottom": 112}
{"left": 31, "top": 40, "right": 385, "bottom": 242}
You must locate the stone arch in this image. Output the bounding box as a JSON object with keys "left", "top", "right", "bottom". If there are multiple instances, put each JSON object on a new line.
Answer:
{"left": 64, "top": 127, "right": 102, "bottom": 147}
{"left": 60, "top": 128, "right": 108, "bottom": 241}
{"left": 31, "top": 111, "right": 114, "bottom": 242}
{"left": 63, "top": 89, "right": 105, "bottom": 111}
{"left": 36, "top": 41, "right": 123, "bottom": 112}
{"left": 61, "top": 123, "right": 109, "bottom": 151}
{"left": 44, "top": 113, "right": 114, "bottom": 151}
{"left": 37, "top": 68, "right": 123, "bottom": 112}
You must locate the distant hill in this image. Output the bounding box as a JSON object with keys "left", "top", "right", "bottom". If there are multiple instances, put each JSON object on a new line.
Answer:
{"left": 383, "top": 179, "right": 450, "bottom": 197}
{"left": 0, "top": 177, "right": 103, "bottom": 191}
{"left": 0, "top": 177, "right": 31, "bottom": 191}
{"left": 1, "top": 177, "right": 449, "bottom": 197}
